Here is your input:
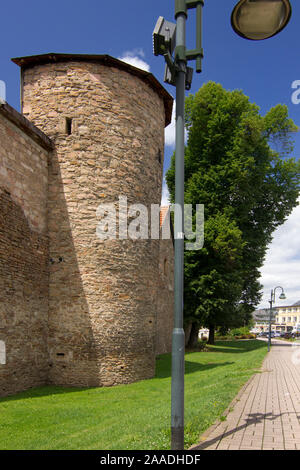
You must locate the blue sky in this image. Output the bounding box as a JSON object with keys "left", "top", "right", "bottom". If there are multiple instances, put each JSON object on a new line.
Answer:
{"left": 0, "top": 0, "right": 299, "bottom": 309}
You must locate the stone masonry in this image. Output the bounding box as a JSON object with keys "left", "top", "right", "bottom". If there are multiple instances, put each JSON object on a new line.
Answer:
{"left": 156, "top": 207, "right": 174, "bottom": 355}
{"left": 0, "top": 102, "right": 53, "bottom": 395}
{"left": 0, "top": 53, "right": 174, "bottom": 395}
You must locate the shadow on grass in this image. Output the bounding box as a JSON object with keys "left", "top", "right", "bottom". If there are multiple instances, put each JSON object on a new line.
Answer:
{"left": 209, "top": 339, "right": 268, "bottom": 354}
{"left": 0, "top": 385, "right": 92, "bottom": 404}
{"left": 155, "top": 358, "right": 234, "bottom": 379}
{"left": 0, "top": 341, "right": 267, "bottom": 403}
{"left": 155, "top": 340, "right": 267, "bottom": 379}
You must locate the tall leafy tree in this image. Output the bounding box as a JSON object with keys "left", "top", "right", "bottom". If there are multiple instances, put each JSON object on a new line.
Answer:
{"left": 166, "top": 82, "right": 300, "bottom": 345}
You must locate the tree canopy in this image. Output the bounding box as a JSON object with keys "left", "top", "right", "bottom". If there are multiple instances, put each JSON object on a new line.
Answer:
{"left": 166, "top": 81, "right": 300, "bottom": 345}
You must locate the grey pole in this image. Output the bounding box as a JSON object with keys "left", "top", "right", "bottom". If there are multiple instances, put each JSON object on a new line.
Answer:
{"left": 153, "top": 0, "right": 289, "bottom": 452}
{"left": 268, "top": 291, "right": 273, "bottom": 352}
{"left": 171, "top": 0, "right": 187, "bottom": 451}
{"left": 268, "top": 286, "right": 286, "bottom": 351}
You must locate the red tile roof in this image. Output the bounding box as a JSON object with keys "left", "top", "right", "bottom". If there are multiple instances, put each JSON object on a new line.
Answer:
{"left": 160, "top": 206, "right": 170, "bottom": 228}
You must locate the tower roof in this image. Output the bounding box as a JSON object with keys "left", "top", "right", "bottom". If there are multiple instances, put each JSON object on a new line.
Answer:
{"left": 11, "top": 53, "right": 173, "bottom": 127}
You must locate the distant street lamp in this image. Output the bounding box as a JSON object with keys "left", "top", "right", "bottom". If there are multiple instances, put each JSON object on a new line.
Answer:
{"left": 153, "top": 0, "right": 292, "bottom": 451}
{"left": 268, "top": 286, "right": 286, "bottom": 351}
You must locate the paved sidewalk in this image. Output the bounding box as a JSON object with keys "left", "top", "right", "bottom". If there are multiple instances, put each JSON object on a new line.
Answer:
{"left": 191, "top": 340, "right": 300, "bottom": 450}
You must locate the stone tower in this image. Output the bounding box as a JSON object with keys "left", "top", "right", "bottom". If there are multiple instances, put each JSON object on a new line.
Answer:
{"left": 13, "top": 53, "right": 173, "bottom": 387}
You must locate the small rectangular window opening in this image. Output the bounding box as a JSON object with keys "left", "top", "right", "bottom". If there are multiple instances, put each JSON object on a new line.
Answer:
{"left": 66, "top": 117, "right": 72, "bottom": 135}
{"left": 0, "top": 340, "right": 6, "bottom": 365}
{"left": 157, "top": 149, "right": 162, "bottom": 164}
{"left": 56, "top": 352, "right": 65, "bottom": 357}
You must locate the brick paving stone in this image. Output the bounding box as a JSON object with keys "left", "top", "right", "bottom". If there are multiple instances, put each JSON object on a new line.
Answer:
{"left": 190, "top": 340, "right": 300, "bottom": 451}
{"left": 250, "top": 440, "right": 262, "bottom": 447}
{"left": 285, "top": 444, "right": 297, "bottom": 450}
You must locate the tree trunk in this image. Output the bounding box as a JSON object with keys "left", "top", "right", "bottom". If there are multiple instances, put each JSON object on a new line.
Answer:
{"left": 184, "top": 324, "right": 192, "bottom": 347}
{"left": 187, "top": 323, "right": 200, "bottom": 349}
{"left": 207, "top": 324, "right": 215, "bottom": 345}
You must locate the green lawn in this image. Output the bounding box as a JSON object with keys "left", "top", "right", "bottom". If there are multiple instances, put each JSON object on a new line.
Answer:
{"left": 0, "top": 340, "right": 267, "bottom": 450}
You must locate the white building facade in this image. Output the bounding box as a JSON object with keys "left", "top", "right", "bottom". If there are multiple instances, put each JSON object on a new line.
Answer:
{"left": 253, "top": 301, "right": 300, "bottom": 333}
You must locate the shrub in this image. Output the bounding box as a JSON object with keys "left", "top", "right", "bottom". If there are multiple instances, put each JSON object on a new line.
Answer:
{"left": 230, "top": 327, "right": 251, "bottom": 336}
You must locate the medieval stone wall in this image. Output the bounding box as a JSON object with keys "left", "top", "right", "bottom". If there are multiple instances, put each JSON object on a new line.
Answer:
{"left": 21, "top": 59, "right": 168, "bottom": 387}
{"left": 0, "top": 105, "right": 51, "bottom": 396}
{"left": 156, "top": 237, "right": 174, "bottom": 355}
{"left": 155, "top": 208, "right": 174, "bottom": 356}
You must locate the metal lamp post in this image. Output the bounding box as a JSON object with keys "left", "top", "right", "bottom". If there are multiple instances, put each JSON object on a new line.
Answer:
{"left": 153, "top": 0, "right": 292, "bottom": 451}
{"left": 268, "top": 286, "right": 286, "bottom": 351}
{"left": 153, "top": 0, "right": 204, "bottom": 451}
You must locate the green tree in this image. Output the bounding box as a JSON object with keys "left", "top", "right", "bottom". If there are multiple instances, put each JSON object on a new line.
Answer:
{"left": 166, "top": 82, "right": 300, "bottom": 345}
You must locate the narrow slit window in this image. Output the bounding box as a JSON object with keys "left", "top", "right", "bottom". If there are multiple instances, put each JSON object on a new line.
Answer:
{"left": 157, "top": 149, "right": 162, "bottom": 164}
{"left": 66, "top": 117, "right": 72, "bottom": 135}
{"left": 0, "top": 341, "right": 6, "bottom": 365}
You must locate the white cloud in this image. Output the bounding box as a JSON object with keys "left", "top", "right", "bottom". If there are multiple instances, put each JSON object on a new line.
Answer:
{"left": 161, "top": 177, "right": 170, "bottom": 206}
{"left": 165, "top": 103, "right": 176, "bottom": 148}
{"left": 258, "top": 199, "right": 300, "bottom": 308}
{"left": 0, "top": 80, "right": 6, "bottom": 103}
{"left": 124, "top": 48, "right": 145, "bottom": 58}
{"left": 164, "top": 101, "right": 188, "bottom": 148}
{"left": 117, "top": 49, "right": 150, "bottom": 72}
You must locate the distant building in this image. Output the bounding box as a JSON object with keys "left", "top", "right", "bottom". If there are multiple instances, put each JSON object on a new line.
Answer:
{"left": 253, "top": 300, "right": 300, "bottom": 333}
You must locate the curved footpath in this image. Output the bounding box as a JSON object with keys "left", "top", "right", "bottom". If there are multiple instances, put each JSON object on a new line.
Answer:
{"left": 190, "top": 339, "right": 300, "bottom": 450}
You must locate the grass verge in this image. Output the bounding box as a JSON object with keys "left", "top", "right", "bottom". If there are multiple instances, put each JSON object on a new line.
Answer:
{"left": 0, "top": 340, "right": 267, "bottom": 450}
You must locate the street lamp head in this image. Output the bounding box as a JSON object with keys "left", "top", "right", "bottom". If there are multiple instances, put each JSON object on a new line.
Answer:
{"left": 153, "top": 16, "right": 176, "bottom": 56}
{"left": 279, "top": 292, "right": 286, "bottom": 300}
{"left": 231, "top": 0, "right": 292, "bottom": 41}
